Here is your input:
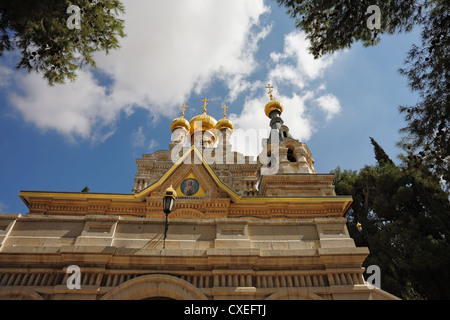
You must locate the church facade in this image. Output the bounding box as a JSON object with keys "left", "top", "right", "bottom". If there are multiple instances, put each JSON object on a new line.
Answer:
{"left": 0, "top": 88, "right": 398, "bottom": 300}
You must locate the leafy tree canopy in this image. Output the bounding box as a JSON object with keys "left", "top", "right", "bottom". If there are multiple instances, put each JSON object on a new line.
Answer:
{"left": 0, "top": 0, "right": 125, "bottom": 85}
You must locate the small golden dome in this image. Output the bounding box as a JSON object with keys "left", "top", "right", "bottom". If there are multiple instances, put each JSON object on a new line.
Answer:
{"left": 170, "top": 117, "right": 190, "bottom": 132}
{"left": 170, "top": 104, "right": 190, "bottom": 132}
{"left": 264, "top": 99, "right": 283, "bottom": 118}
{"left": 216, "top": 117, "right": 234, "bottom": 131}
{"left": 215, "top": 104, "right": 234, "bottom": 131}
{"left": 189, "top": 113, "right": 217, "bottom": 135}
{"left": 264, "top": 84, "right": 283, "bottom": 118}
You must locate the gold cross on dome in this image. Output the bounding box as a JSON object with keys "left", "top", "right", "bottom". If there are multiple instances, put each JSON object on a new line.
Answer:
{"left": 180, "top": 104, "right": 188, "bottom": 117}
{"left": 221, "top": 104, "right": 229, "bottom": 118}
{"left": 265, "top": 83, "right": 274, "bottom": 100}
{"left": 201, "top": 97, "right": 210, "bottom": 113}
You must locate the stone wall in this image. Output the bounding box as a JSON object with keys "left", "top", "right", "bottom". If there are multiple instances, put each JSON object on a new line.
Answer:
{"left": 0, "top": 213, "right": 398, "bottom": 300}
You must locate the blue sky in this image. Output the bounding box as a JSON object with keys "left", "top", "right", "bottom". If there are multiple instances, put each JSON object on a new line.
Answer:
{"left": 0, "top": 1, "right": 421, "bottom": 214}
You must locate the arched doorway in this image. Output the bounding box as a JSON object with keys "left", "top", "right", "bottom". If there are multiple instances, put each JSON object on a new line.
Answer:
{"left": 265, "top": 288, "right": 323, "bottom": 300}
{"left": 101, "top": 274, "right": 207, "bottom": 300}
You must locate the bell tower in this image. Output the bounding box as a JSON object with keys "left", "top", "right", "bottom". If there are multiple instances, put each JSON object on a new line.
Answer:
{"left": 169, "top": 104, "right": 190, "bottom": 150}
{"left": 258, "top": 84, "right": 335, "bottom": 197}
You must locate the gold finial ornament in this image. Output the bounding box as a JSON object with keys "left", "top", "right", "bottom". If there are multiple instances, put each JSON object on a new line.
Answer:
{"left": 264, "top": 84, "right": 284, "bottom": 118}
{"left": 201, "top": 97, "right": 210, "bottom": 114}
{"left": 181, "top": 104, "right": 188, "bottom": 117}
{"left": 221, "top": 104, "right": 229, "bottom": 118}
{"left": 170, "top": 104, "right": 191, "bottom": 132}
{"left": 266, "top": 83, "right": 274, "bottom": 100}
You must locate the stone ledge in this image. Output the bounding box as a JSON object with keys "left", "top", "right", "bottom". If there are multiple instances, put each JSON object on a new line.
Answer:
{"left": 318, "top": 247, "right": 370, "bottom": 255}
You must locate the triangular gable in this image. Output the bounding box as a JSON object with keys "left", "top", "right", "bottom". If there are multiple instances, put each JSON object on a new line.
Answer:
{"left": 134, "top": 145, "right": 241, "bottom": 202}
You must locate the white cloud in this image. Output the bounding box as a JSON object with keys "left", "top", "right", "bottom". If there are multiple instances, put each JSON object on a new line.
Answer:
{"left": 148, "top": 138, "right": 159, "bottom": 151}
{"left": 222, "top": 24, "right": 273, "bottom": 102}
{"left": 315, "top": 94, "right": 341, "bottom": 121}
{"left": 0, "top": 65, "right": 13, "bottom": 87}
{"left": 269, "top": 30, "right": 336, "bottom": 90}
{"left": 94, "top": 0, "right": 270, "bottom": 113}
{"left": 131, "top": 126, "right": 159, "bottom": 151}
{"left": 4, "top": 0, "right": 269, "bottom": 142}
{"left": 131, "top": 126, "right": 146, "bottom": 148}
{"left": 8, "top": 70, "right": 116, "bottom": 141}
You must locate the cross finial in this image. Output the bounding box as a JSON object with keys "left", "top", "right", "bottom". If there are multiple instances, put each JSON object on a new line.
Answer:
{"left": 221, "top": 104, "right": 229, "bottom": 118}
{"left": 265, "top": 83, "right": 274, "bottom": 100}
{"left": 180, "top": 104, "right": 188, "bottom": 117}
{"left": 201, "top": 97, "right": 210, "bottom": 113}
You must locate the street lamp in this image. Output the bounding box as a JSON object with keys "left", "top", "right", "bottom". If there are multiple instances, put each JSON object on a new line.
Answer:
{"left": 356, "top": 222, "right": 362, "bottom": 232}
{"left": 162, "top": 185, "right": 177, "bottom": 249}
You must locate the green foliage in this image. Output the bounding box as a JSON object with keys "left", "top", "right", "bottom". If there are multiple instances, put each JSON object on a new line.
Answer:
{"left": 275, "top": 0, "right": 424, "bottom": 58}
{"left": 0, "top": 0, "right": 125, "bottom": 85}
{"left": 398, "top": 0, "right": 449, "bottom": 187}
{"left": 370, "top": 137, "right": 394, "bottom": 166}
{"left": 332, "top": 138, "right": 450, "bottom": 299}
{"left": 81, "top": 186, "right": 90, "bottom": 193}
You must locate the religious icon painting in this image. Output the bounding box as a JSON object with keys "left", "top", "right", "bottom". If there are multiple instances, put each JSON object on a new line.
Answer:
{"left": 180, "top": 178, "right": 200, "bottom": 196}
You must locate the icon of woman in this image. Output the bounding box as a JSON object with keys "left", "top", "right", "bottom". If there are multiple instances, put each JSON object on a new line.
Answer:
{"left": 183, "top": 179, "right": 196, "bottom": 196}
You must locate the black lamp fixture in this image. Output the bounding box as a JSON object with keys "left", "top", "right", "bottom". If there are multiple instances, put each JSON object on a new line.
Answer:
{"left": 356, "top": 222, "right": 362, "bottom": 232}
{"left": 162, "top": 185, "right": 177, "bottom": 249}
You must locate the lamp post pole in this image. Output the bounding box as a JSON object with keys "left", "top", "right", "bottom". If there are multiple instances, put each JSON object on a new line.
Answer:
{"left": 163, "top": 212, "right": 169, "bottom": 249}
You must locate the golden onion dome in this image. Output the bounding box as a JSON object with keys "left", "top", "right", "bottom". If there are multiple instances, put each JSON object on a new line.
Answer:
{"left": 189, "top": 97, "right": 218, "bottom": 135}
{"left": 215, "top": 104, "right": 234, "bottom": 131}
{"left": 189, "top": 113, "right": 217, "bottom": 135}
{"left": 215, "top": 117, "right": 234, "bottom": 131}
{"left": 264, "top": 99, "right": 283, "bottom": 118}
{"left": 170, "top": 116, "right": 190, "bottom": 132}
{"left": 264, "top": 83, "right": 284, "bottom": 118}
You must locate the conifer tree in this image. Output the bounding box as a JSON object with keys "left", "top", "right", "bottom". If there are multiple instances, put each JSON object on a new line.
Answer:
{"left": 332, "top": 138, "right": 450, "bottom": 299}
{"left": 370, "top": 137, "right": 394, "bottom": 166}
